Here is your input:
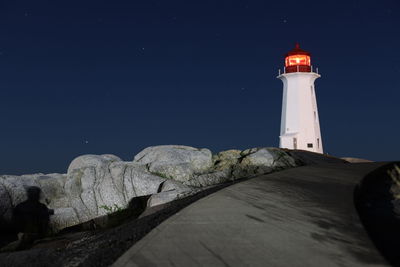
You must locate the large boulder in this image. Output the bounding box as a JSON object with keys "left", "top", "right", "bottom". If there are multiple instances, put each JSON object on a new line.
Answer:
{"left": 133, "top": 145, "right": 213, "bottom": 182}
{"left": 64, "top": 154, "right": 167, "bottom": 224}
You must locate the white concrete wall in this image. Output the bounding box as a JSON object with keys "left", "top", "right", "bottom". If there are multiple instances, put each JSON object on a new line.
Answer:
{"left": 277, "top": 72, "right": 323, "bottom": 153}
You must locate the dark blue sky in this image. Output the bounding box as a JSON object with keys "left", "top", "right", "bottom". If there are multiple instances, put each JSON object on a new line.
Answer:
{"left": 0, "top": 0, "right": 399, "bottom": 174}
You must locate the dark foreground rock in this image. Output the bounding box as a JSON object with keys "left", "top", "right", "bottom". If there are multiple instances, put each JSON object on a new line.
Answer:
{"left": 355, "top": 162, "right": 400, "bottom": 266}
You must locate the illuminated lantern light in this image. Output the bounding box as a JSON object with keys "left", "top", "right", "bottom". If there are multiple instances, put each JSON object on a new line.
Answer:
{"left": 284, "top": 43, "right": 311, "bottom": 73}
{"left": 285, "top": 55, "right": 310, "bottom": 66}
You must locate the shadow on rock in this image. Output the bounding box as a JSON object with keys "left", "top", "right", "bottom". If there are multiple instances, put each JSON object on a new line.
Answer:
{"left": 1, "top": 186, "right": 54, "bottom": 252}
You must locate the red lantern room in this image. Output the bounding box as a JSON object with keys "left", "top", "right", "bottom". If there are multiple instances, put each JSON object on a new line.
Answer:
{"left": 284, "top": 43, "right": 311, "bottom": 73}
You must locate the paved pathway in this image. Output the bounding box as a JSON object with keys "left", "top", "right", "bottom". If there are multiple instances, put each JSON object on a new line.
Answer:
{"left": 113, "top": 163, "right": 389, "bottom": 267}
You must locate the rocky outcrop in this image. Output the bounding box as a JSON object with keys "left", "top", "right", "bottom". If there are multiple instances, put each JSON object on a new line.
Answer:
{"left": 133, "top": 145, "right": 213, "bottom": 182}
{"left": 0, "top": 145, "right": 313, "bottom": 234}
{"left": 64, "top": 154, "right": 169, "bottom": 227}
{"left": 186, "top": 148, "right": 297, "bottom": 187}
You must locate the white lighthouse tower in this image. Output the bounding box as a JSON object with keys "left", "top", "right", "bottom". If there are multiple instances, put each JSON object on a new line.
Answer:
{"left": 277, "top": 43, "right": 323, "bottom": 153}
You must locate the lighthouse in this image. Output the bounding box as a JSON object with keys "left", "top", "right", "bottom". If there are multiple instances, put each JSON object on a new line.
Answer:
{"left": 277, "top": 43, "right": 323, "bottom": 153}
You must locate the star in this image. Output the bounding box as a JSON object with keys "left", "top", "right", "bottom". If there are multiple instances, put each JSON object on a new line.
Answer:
{"left": 84, "top": 140, "right": 89, "bottom": 144}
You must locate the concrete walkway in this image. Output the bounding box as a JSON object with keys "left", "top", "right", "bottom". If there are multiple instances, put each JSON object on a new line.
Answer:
{"left": 113, "top": 163, "right": 389, "bottom": 267}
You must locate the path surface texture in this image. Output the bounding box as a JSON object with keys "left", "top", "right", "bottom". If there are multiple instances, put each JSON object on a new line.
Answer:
{"left": 113, "top": 162, "right": 389, "bottom": 267}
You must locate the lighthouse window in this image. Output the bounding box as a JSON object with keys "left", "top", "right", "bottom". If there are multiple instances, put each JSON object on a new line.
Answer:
{"left": 307, "top": 143, "right": 313, "bottom": 148}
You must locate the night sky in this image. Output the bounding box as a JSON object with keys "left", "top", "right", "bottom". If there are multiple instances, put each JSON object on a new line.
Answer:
{"left": 0, "top": 0, "right": 399, "bottom": 174}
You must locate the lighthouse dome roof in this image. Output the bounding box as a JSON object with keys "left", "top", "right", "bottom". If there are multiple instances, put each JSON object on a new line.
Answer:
{"left": 285, "top": 43, "right": 311, "bottom": 57}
